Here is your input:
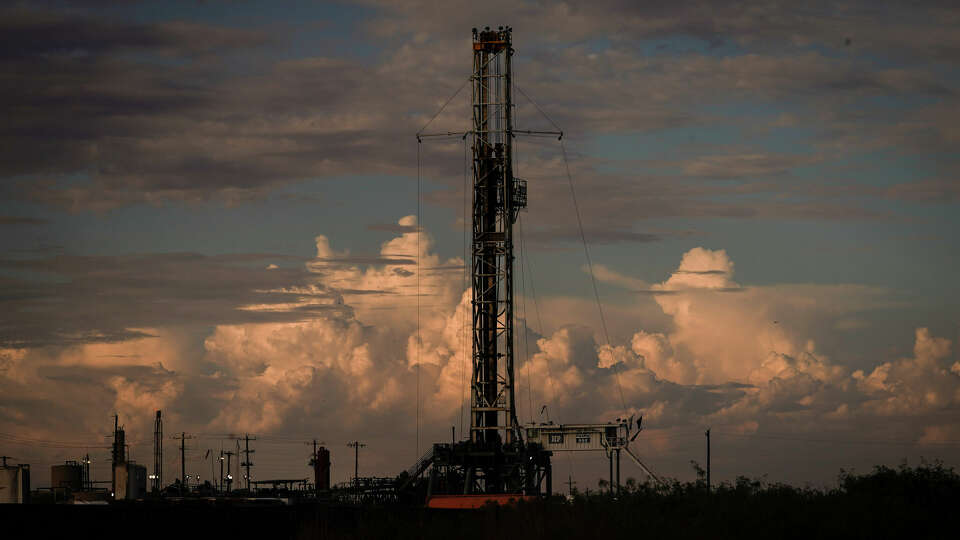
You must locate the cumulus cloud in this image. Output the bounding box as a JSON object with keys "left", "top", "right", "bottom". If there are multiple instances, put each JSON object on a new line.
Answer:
{"left": 581, "top": 246, "right": 960, "bottom": 447}
{"left": 2, "top": 227, "right": 959, "bottom": 487}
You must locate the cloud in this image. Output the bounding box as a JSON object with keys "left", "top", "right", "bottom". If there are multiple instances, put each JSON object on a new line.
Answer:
{"left": 0, "top": 216, "right": 48, "bottom": 225}
{"left": 0, "top": 6, "right": 271, "bottom": 59}
{"left": 0, "top": 252, "right": 322, "bottom": 348}
{"left": 591, "top": 264, "right": 651, "bottom": 291}
{"left": 2, "top": 0, "right": 960, "bottom": 483}
{"left": 1, "top": 223, "right": 959, "bottom": 486}
{"left": 854, "top": 328, "right": 958, "bottom": 416}
{"left": 367, "top": 223, "right": 422, "bottom": 233}
{"left": 3, "top": 1, "right": 957, "bottom": 231}
{"left": 682, "top": 153, "right": 817, "bottom": 179}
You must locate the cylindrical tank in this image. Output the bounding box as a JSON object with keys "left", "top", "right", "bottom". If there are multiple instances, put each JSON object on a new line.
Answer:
{"left": 51, "top": 461, "right": 83, "bottom": 491}
{"left": 0, "top": 464, "right": 30, "bottom": 503}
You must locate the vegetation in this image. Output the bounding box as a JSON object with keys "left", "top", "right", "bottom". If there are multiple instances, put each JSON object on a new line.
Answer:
{"left": 5, "top": 461, "right": 958, "bottom": 539}
{"left": 341, "top": 461, "right": 960, "bottom": 540}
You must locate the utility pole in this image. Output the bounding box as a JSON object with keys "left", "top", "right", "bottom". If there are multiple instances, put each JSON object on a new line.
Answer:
{"left": 218, "top": 450, "right": 224, "bottom": 493}
{"left": 173, "top": 432, "right": 193, "bottom": 495}
{"left": 347, "top": 441, "right": 365, "bottom": 503}
{"left": 241, "top": 434, "right": 256, "bottom": 492}
{"left": 705, "top": 428, "right": 711, "bottom": 494}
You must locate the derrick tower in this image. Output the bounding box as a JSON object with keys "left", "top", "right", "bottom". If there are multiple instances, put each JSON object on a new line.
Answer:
{"left": 406, "top": 27, "right": 550, "bottom": 503}
{"left": 470, "top": 25, "right": 524, "bottom": 447}
{"left": 405, "top": 27, "right": 658, "bottom": 505}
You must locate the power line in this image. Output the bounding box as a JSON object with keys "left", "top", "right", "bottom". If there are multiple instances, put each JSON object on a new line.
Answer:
{"left": 558, "top": 139, "right": 627, "bottom": 415}
{"left": 416, "top": 74, "right": 472, "bottom": 136}
{"left": 416, "top": 134, "right": 422, "bottom": 460}
{"left": 518, "top": 216, "right": 557, "bottom": 407}
{"left": 0, "top": 432, "right": 111, "bottom": 449}
{"left": 517, "top": 218, "right": 534, "bottom": 422}
{"left": 461, "top": 134, "right": 469, "bottom": 439}
{"left": 241, "top": 434, "right": 256, "bottom": 491}
{"left": 514, "top": 85, "right": 563, "bottom": 134}
{"left": 514, "top": 80, "right": 627, "bottom": 415}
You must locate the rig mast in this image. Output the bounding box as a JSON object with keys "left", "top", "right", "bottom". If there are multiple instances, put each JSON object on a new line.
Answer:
{"left": 470, "top": 25, "right": 524, "bottom": 447}
{"left": 407, "top": 28, "right": 549, "bottom": 504}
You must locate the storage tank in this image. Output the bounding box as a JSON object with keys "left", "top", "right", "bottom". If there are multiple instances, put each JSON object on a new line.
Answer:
{"left": 0, "top": 463, "right": 30, "bottom": 504}
{"left": 126, "top": 463, "right": 147, "bottom": 499}
{"left": 115, "top": 462, "right": 147, "bottom": 500}
{"left": 52, "top": 461, "right": 83, "bottom": 491}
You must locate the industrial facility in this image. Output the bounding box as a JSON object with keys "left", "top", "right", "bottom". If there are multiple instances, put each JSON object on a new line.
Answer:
{"left": 0, "top": 26, "right": 656, "bottom": 511}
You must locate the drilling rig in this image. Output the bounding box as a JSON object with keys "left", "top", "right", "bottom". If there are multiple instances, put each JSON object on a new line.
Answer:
{"left": 403, "top": 26, "right": 660, "bottom": 507}
{"left": 405, "top": 26, "right": 552, "bottom": 506}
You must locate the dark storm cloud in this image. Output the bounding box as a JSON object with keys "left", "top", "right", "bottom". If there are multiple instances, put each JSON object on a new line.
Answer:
{"left": 0, "top": 252, "right": 329, "bottom": 348}
{"left": 0, "top": 216, "right": 48, "bottom": 225}
{"left": 681, "top": 153, "right": 819, "bottom": 179}
{"left": 0, "top": 6, "right": 423, "bottom": 209}
{"left": 883, "top": 179, "right": 960, "bottom": 204}
{"left": 1, "top": 1, "right": 957, "bottom": 229}
{"left": 0, "top": 6, "right": 271, "bottom": 59}
{"left": 367, "top": 0, "right": 960, "bottom": 62}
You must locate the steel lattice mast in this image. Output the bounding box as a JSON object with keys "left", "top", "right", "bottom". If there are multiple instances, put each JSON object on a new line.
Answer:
{"left": 470, "top": 26, "right": 525, "bottom": 447}
{"left": 405, "top": 26, "right": 654, "bottom": 503}
{"left": 407, "top": 27, "right": 549, "bottom": 502}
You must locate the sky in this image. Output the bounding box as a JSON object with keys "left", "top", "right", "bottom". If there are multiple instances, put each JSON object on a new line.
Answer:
{"left": 1, "top": 0, "right": 959, "bottom": 491}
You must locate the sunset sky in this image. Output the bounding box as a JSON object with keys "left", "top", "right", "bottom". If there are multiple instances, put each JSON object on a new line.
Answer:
{"left": 2, "top": 1, "right": 958, "bottom": 489}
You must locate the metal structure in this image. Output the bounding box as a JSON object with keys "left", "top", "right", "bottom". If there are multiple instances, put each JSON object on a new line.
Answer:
{"left": 408, "top": 27, "right": 551, "bottom": 504}
{"left": 348, "top": 441, "right": 365, "bottom": 502}
{"left": 241, "top": 434, "right": 256, "bottom": 491}
{"left": 469, "top": 25, "right": 524, "bottom": 447}
{"left": 311, "top": 442, "right": 331, "bottom": 494}
{"left": 152, "top": 410, "right": 162, "bottom": 493}
{"left": 82, "top": 454, "right": 91, "bottom": 491}
{"left": 174, "top": 431, "right": 193, "bottom": 494}
{"left": 404, "top": 26, "right": 661, "bottom": 505}
{"left": 524, "top": 417, "right": 662, "bottom": 491}
{"left": 224, "top": 450, "right": 235, "bottom": 492}
{"left": 111, "top": 414, "right": 125, "bottom": 499}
